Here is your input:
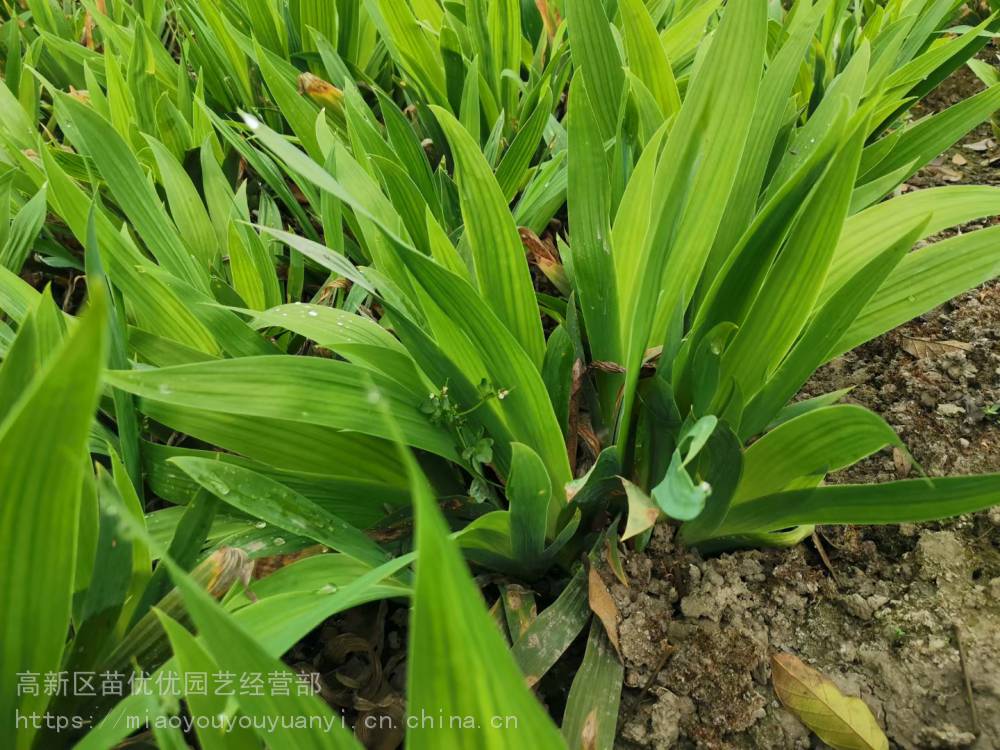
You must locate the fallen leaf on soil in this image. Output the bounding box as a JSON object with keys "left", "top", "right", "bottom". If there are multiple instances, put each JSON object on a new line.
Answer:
{"left": 588, "top": 566, "right": 621, "bottom": 659}
{"left": 964, "top": 138, "right": 994, "bottom": 152}
{"left": 951, "top": 153, "right": 968, "bottom": 166}
{"left": 936, "top": 165, "right": 964, "bottom": 182}
{"left": 771, "top": 652, "right": 888, "bottom": 750}
{"left": 892, "top": 447, "right": 912, "bottom": 478}
{"left": 900, "top": 336, "right": 972, "bottom": 359}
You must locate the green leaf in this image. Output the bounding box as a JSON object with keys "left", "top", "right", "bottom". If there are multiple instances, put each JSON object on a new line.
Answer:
{"left": 716, "top": 475, "right": 1000, "bottom": 537}
{"left": 826, "top": 185, "right": 1000, "bottom": 304}
{"left": 56, "top": 94, "right": 210, "bottom": 292}
{"left": 163, "top": 556, "right": 364, "bottom": 750}
{"left": 432, "top": 106, "right": 546, "bottom": 366}
{"left": 406, "top": 439, "right": 567, "bottom": 748}
{"left": 364, "top": 0, "right": 448, "bottom": 106}
{"left": 735, "top": 405, "right": 902, "bottom": 503}
{"left": 834, "top": 224, "right": 1000, "bottom": 355}
{"left": 254, "top": 40, "right": 324, "bottom": 162}
{"left": 145, "top": 135, "right": 219, "bottom": 270}
{"left": 507, "top": 443, "right": 552, "bottom": 567}
{"left": 157, "top": 613, "right": 257, "bottom": 750}
{"left": 721, "top": 114, "right": 867, "bottom": 402}
{"left": 172, "top": 457, "right": 393, "bottom": 569}
{"left": 387, "top": 247, "right": 573, "bottom": 495}
{"left": 496, "top": 87, "right": 554, "bottom": 201}
{"left": 0, "top": 185, "right": 46, "bottom": 272}
{"left": 106, "top": 356, "right": 458, "bottom": 461}
{"left": 621, "top": 0, "right": 681, "bottom": 120}
{"left": 251, "top": 303, "right": 425, "bottom": 395}
{"left": 0, "top": 289, "right": 106, "bottom": 750}
{"left": 128, "top": 488, "right": 217, "bottom": 628}
{"left": 741, "top": 217, "right": 926, "bottom": 438}
{"left": 36, "top": 146, "right": 222, "bottom": 355}
{"left": 566, "top": 74, "right": 622, "bottom": 424}
{"left": 561, "top": 619, "right": 624, "bottom": 750}
{"left": 704, "top": 0, "right": 829, "bottom": 280}
{"left": 863, "top": 84, "right": 1000, "bottom": 186}
{"left": 619, "top": 0, "right": 766, "bottom": 442}
{"left": 509, "top": 567, "right": 590, "bottom": 686}
{"left": 651, "top": 416, "right": 717, "bottom": 521}
{"left": 566, "top": 0, "right": 624, "bottom": 138}
{"left": 63, "top": 467, "right": 134, "bottom": 672}
{"left": 140, "top": 399, "right": 407, "bottom": 487}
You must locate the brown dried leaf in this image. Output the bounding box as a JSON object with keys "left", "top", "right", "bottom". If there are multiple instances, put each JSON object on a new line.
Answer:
{"left": 588, "top": 567, "right": 621, "bottom": 659}
{"left": 252, "top": 544, "right": 327, "bottom": 579}
{"left": 937, "top": 165, "right": 964, "bottom": 182}
{"left": 900, "top": 336, "right": 973, "bottom": 359}
{"left": 771, "top": 653, "right": 888, "bottom": 750}
{"left": 951, "top": 153, "right": 968, "bottom": 166}
{"left": 518, "top": 226, "right": 558, "bottom": 263}
{"left": 964, "top": 138, "right": 994, "bottom": 152}
{"left": 892, "top": 447, "right": 912, "bottom": 478}
{"left": 535, "top": 0, "right": 562, "bottom": 40}
{"left": 566, "top": 358, "right": 586, "bottom": 473}
{"left": 577, "top": 416, "right": 602, "bottom": 460}
{"left": 591, "top": 360, "right": 626, "bottom": 374}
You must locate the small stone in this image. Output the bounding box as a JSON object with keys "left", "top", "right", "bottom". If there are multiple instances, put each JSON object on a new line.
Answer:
{"left": 936, "top": 403, "right": 965, "bottom": 417}
{"left": 989, "top": 577, "right": 1000, "bottom": 600}
{"left": 867, "top": 595, "right": 889, "bottom": 613}
{"left": 842, "top": 593, "right": 875, "bottom": 621}
{"left": 915, "top": 723, "right": 977, "bottom": 748}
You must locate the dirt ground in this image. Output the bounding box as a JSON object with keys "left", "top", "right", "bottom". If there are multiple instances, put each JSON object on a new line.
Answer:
{"left": 615, "top": 64, "right": 1000, "bottom": 750}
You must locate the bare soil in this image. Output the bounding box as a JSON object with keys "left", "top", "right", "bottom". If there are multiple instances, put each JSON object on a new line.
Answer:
{"left": 616, "top": 62, "right": 1000, "bottom": 750}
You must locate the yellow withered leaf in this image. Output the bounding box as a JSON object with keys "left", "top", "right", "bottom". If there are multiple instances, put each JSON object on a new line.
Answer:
{"left": 297, "top": 73, "right": 344, "bottom": 114}
{"left": 771, "top": 653, "right": 889, "bottom": 750}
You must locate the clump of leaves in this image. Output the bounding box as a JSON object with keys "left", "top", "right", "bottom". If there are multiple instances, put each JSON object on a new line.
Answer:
{"left": 2, "top": 0, "right": 1000, "bottom": 747}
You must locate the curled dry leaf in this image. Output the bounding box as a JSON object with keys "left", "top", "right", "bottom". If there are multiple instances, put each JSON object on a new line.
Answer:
{"left": 588, "top": 566, "right": 621, "bottom": 659}
{"left": 771, "top": 652, "right": 888, "bottom": 750}
{"left": 964, "top": 138, "right": 994, "bottom": 152}
{"left": 519, "top": 226, "right": 570, "bottom": 294}
{"left": 620, "top": 477, "right": 661, "bottom": 541}
{"left": 297, "top": 73, "right": 344, "bottom": 113}
{"left": 590, "top": 360, "right": 627, "bottom": 374}
{"left": 534, "top": 0, "right": 562, "bottom": 40}
{"left": 900, "top": 336, "right": 972, "bottom": 359}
